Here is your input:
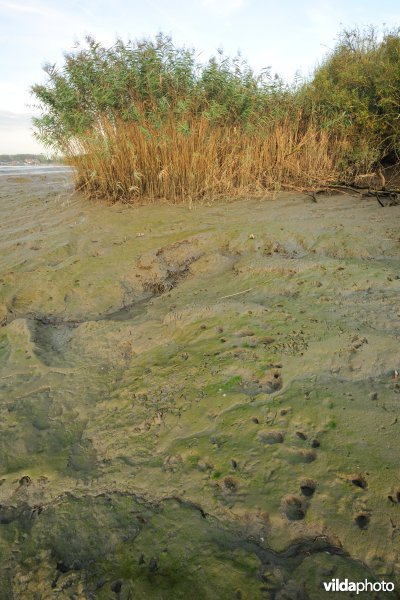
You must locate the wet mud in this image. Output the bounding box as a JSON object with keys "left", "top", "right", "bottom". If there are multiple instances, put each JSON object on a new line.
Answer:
{"left": 0, "top": 169, "right": 400, "bottom": 598}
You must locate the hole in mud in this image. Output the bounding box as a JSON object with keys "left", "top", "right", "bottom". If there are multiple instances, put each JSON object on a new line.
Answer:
{"left": 350, "top": 474, "right": 367, "bottom": 490}
{"left": 282, "top": 495, "right": 306, "bottom": 520}
{"left": 300, "top": 479, "right": 317, "bottom": 497}
{"left": 303, "top": 450, "right": 317, "bottom": 463}
{"left": 19, "top": 475, "right": 31, "bottom": 486}
{"left": 57, "top": 561, "right": 70, "bottom": 573}
{"left": 388, "top": 490, "right": 400, "bottom": 503}
{"left": 355, "top": 513, "right": 370, "bottom": 529}
{"left": 148, "top": 558, "right": 158, "bottom": 573}
{"left": 111, "top": 580, "right": 123, "bottom": 593}
{"left": 222, "top": 476, "right": 238, "bottom": 492}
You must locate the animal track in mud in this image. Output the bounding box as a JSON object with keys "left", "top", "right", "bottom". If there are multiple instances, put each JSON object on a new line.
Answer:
{"left": 354, "top": 512, "right": 370, "bottom": 529}
{"left": 388, "top": 490, "right": 400, "bottom": 504}
{"left": 133, "top": 236, "right": 206, "bottom": 296}
{"left": 29, "top": 318, "right": 78, "bottom": 366}
{"left": 300, "top": 478, "right": 317, "bottom": 498}
{"left": 8, "top": 238, "right": 210, "bottom": 366}
{"left": 258, "top": 430, "right": 285, "bottom": 444}
{"left": 349, "top": 474, "right": 368, "bottom": 490}
{"left": 281, "top": 495, "right": 307, "bottom": 520}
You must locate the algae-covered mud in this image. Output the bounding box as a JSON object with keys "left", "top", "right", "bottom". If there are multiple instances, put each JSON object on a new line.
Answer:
{"left": 1, "top": 169, "right": 400, "bottom": 599}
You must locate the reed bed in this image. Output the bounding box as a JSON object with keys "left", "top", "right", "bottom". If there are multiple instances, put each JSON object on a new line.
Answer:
{"left": 32, "top": 29, "right": 400, "bottom": 204}
{"left": 68, "top": 114, "right": 350, "bottom": 204}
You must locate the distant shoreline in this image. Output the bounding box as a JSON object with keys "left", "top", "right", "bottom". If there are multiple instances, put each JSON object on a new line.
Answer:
{"left": 0, "top": 164, "right": 73, "bottom": 176}
{"left": 0, "top": 153, "right": 62, "bottom": 167}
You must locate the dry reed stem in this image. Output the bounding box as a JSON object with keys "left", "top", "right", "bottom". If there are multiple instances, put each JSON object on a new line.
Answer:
{"left": 68, "top": 112, "right": 350, "bottom": 204}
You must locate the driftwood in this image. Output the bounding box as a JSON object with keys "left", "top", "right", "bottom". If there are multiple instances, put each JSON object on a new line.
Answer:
{"left": 306, "top": 183, "right": 400, "bottom": 207}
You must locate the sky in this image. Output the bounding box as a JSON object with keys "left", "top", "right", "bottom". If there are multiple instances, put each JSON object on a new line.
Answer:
{"left": 1, "top": 0, "right": 399, "bottom": 154}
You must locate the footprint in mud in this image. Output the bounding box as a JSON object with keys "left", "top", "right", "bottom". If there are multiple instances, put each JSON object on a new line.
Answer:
{"left": 349, "top": 474, "right": 368, "bottom": 490}
{"left": 258, "top": 430, "right": 284, "bottom": 444}
{"left": 18, "top": 475, "right": 32, "bottom": 487}
{"left": 239, "top": 369, "right": 282, "bottom": 396}
{"left": 221, "top": 476, "right": 239, "bottom": 492}
{"left": 281, "top": 495, "right": 307, "bottom": 520}
{"left": 29, "top": 318, "right": 77, "bottom": 366}
{"left": 111, "top": 580, "right": 123, "bottom": 594}
{"left": 259, "top": 369, "right": 283, "bottom": 393}
{"left": 285, "top": 449, "right": 317, "bottom": 463}
{"left": 354, "top": 512, "right": 370, "bottom": 529}
{"left": 300, "top": 478, "right": 317, "bottom": 497}
{"left": 387, "top": 489, "right": 400, "bottom": 504}
{"left": 235, "top": 329, "right": 255, "bottom": 337}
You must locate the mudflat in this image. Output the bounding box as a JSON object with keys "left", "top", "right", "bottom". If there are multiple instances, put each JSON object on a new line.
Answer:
{"left": 1, "top": 168, "right": 400, "bottom": 598}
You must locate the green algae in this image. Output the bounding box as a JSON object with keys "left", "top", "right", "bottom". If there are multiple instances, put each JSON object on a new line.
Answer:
{"left": 0, "top": 174, "right": 400, "bottom": 597}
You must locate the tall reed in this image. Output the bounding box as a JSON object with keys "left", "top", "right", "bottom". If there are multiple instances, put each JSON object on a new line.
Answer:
{"left": 68, "top": 112, "right": 349, "bottom": 203}
{"left": 31, "top": 29, "right": 400, "bottom": 204}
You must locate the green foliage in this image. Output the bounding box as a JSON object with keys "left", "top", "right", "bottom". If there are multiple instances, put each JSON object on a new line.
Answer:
{"left": 31, "top": 28, "right": 400, "bottom": 196}
{"left": 31, "top": 33, "right": 290, "bottom": 150}
{"left": 301, "top": 26, "right": 400, "bottom": 166}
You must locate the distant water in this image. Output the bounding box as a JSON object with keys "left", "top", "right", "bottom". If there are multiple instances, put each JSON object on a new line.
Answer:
{"left": 0, "top": 165, "right": 74, "bottom": 176}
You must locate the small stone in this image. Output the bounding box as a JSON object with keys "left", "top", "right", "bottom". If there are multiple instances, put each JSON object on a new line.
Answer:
{"left": 369, "top": 392, "right": 378, "bottom": 401}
